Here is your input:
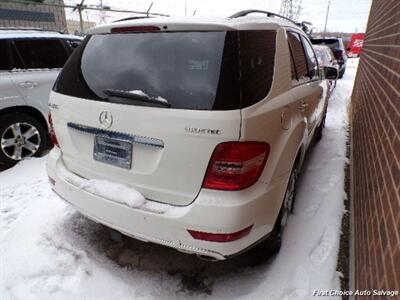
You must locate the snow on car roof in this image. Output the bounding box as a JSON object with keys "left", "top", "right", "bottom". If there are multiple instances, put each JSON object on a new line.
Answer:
{"left": 88, "top": 15, "right": 298, "bottom": 34}
{"left": 0, "top": 29, "right": 81, "bottom": 40}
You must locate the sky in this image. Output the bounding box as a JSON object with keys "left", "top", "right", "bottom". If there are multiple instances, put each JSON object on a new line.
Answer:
{"left": 64, "top": 0, "right": 372, "bottom": 33}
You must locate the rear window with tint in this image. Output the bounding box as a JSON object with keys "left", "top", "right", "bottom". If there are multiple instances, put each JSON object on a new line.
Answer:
{"left": 54, "top": 30, "right": 276, "bottom": 110}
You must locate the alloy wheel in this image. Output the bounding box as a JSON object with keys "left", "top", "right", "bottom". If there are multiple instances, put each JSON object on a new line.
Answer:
{"left": 281, "top": 167, "right": 298, "bottom": 228}
{"left": 1, "top": 122, "right": 41, "bottom": 161}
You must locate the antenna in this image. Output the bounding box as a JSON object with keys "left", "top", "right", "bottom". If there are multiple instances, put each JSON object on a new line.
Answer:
{"left": 146, "top": 2, "right": 153, "bottom": 17}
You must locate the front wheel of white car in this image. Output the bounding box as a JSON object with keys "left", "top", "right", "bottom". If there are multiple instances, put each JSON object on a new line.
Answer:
{"left": 0, "top": 112, "right": 47, "bottom": 167}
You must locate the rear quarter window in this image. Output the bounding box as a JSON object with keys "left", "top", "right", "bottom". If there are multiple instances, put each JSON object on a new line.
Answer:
{"left": 287, "top": 31, "right": 309, "bottom": 83}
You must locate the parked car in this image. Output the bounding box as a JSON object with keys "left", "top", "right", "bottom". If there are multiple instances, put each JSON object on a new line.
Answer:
{"left": 47, "top": 11, "right": 338, "bottom": 260}
{"left": 313, "top": 44, "right": 339, "bottom": 90}
{"left": 311, "top": 37, "right": 347, "bottom": 78}
{"left": 0, "top": 28, "right": 81, "bottom": 167}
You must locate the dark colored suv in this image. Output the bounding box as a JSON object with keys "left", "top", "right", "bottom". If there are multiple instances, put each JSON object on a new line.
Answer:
{"left": 311, "top": 37, "right": 348, "bottom": 78}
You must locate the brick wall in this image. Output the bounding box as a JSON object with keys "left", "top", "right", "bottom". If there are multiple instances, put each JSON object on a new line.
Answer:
{"left": 351, "top": 0, "right": 400, "bottom": 295}
{"left": 0, "top": 0, "right": 67, "bottom": 32}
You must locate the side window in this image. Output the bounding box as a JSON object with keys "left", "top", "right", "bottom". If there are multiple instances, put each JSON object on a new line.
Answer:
{"left": 288, "top": 42, "right": 297, "bottom": 81}
{"left": 301, "top": 36, "right": 319, "bottom": 80}
{"left": 240, "top": 30, "right": 276, "bottom": 106}
{"left": 287, "top": 32, "right": 309, "bottom": 83}
{"left": 0, "top": 40, "right": 10, "bottom": 71}
{"left": 13, "top": 39, "right": 69, "bottom": 69}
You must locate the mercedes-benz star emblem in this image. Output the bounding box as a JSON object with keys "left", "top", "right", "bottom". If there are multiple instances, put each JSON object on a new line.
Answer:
{"left": 99, "top": 111, "right": 113, "bottom": 129}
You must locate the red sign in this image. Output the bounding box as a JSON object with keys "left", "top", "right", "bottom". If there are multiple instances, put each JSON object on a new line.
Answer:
{"left": 349, "top": 33, "right": 365, "bottom": 56}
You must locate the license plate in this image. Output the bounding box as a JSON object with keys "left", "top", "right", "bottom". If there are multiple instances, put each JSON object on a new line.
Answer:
{"left": 93, "top": 136, "right": 132, "bottom": 169}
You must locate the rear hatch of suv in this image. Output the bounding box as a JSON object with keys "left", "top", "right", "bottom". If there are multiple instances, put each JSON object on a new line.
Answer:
{"left": 52, "top": 28, "right": 276, "bottom": 206}
{"left": 311, "top": 38, "right": 346, "bottom": 61}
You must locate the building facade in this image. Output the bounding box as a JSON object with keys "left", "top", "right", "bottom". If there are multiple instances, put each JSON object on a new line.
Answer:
{"left": 351, "top": 0, "right": 400, "bottom": 294}
{"left": 0, "top": 0, "right": 67, "bottom": 32}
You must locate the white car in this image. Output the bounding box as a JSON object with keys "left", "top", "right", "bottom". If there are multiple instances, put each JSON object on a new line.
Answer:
{"left": 47, "top": 10, "right": 337, "bottom": 260}
{"left": 0, "top": 28, "right": 81, "bottom": 166}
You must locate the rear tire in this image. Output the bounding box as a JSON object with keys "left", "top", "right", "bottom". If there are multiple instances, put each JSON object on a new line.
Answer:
{"left": 258, "top": 162, "right": 299, "bottom": 255}
{"left": 338, "top": 68, "right": 346, "bottom": 78}
{"left": 315, "top": 99, "right": 329, "bottom": 143}
{"left": 314, "top": 115, "right": 326, "bottom": 142}
{"left": 0, "top": 112, "right": 47, "bottom": 167}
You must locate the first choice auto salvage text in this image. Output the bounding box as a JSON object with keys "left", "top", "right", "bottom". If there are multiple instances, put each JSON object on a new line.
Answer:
{"left": 313, "top": 289, "right": 399, "bottom": 297}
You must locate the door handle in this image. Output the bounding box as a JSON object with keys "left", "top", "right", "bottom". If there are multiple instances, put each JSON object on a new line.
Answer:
{"left": 298, "top": 101, "right": 309, "bottom": 112}
{"left": 19, "top": 81, "right": 37, "bottom": 89}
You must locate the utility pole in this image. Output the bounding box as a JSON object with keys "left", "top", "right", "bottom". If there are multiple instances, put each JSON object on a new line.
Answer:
{"left": 184, "top": 0, "right": 187, "bottom": 16}
{"left": 73, "top": 0, "right": 86, "bottom": 34}
{"left": 99, "top": 0, "right": 106, "bottom": 24}
{"left": 323, "top": 0, "right": 331, "bottom": 38}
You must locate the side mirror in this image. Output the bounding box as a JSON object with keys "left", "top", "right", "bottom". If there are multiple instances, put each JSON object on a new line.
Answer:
{"left": 324, "top": 66, "right": 338, "bottom": 80}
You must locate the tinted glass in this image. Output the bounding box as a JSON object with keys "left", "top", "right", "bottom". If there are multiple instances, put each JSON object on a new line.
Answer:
{"left": 54, "top": 30, "right": 276, "bottom": 110}
{"left": 13, "top": 39, "right": 68, "bottom": 69}
{"left": 287, "top": 32, "right": 309, "bottom": 82}
{"left": 301, "top": 36, "right": 319, "bottom": 80}
{"left": 288, "top": 42, "right": 297, "bottom": 81}
{"left": 0, "top": 40, "right": 10, "bottom": 71}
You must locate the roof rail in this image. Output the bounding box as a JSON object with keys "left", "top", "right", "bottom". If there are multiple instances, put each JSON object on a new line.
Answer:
{"left": 229, "top": 9, "right": 313, "bottom": 36}
{"left": 0, "top": 27, "right": 64, "bottom": 34}
{"left": 229, "top": 9, "right": 299, "bottom": 26}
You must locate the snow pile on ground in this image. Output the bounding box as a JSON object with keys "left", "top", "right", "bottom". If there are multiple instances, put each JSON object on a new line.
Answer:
{"left": 0, "top": 59, "right": 358, "bottom": 299}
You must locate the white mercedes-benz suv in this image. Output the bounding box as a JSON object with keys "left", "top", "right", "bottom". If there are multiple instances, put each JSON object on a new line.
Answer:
{"left": 0, "top": 28, "right": 81, "bottom": 167}
{"left": 47, "top": 10, "right": 337, "bottom": 260}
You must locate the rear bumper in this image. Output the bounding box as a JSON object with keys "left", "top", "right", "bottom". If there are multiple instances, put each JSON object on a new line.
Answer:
{"left": 47, "top": 148, "right": 287, "bottom": 260}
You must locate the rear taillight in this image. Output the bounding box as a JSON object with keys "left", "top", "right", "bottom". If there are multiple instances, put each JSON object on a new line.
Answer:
{"left": 111, "top": 26, "right": 160, "bottom": 33}
{"left": 48, "top": 113, "right": 59, "bottom": 147}
{"left": 188, "top": 225, "right": 253, "bottom": 242}
{"left": 202, "top": 142, "right": 270, "bottom": 191}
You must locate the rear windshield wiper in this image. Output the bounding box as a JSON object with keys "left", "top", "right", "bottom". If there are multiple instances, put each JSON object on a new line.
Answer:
{"left": 103, "top": 89, "right": 171, "bottom": 108}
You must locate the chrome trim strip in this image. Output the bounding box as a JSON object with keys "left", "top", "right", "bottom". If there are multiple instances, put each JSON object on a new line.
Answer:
{"left": 67, "top": 122, "right": 164, "bottom": 148}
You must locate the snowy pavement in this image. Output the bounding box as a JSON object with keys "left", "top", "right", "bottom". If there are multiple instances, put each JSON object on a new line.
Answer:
{"left": 1, "top": 59, "right": 357, "bottom": 300}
